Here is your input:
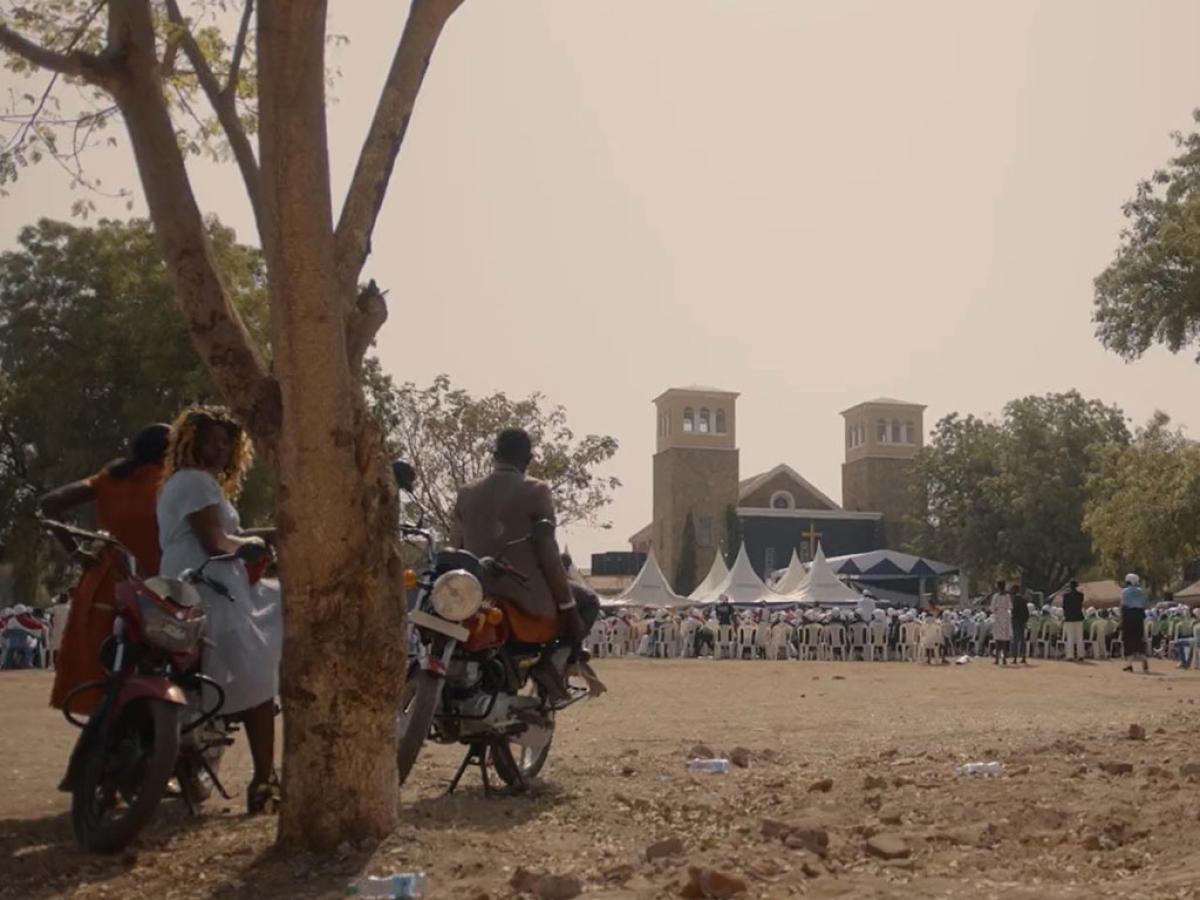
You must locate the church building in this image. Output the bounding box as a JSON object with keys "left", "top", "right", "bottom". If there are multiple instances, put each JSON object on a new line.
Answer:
{"left": 628, "top": 386, "right": 925, "bottom": 591}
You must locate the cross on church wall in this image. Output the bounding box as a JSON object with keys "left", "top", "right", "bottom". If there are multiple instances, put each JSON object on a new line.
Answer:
{"left": 802, "top": 523, "right": 822, "bottom": 558}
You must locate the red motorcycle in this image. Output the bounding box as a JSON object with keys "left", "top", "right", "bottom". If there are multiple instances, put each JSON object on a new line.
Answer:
{"left": 44, "top": 519, "right": 263, "bottom": 853}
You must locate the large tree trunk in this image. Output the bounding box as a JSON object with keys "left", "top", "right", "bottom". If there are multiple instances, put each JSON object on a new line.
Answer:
{"left": 256, "top": 0, "right": 407, "bottom": 850}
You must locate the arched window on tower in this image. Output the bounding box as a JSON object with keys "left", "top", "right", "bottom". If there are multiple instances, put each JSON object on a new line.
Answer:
{"left": 683, "top": 407, "right": 695, "bottom": 433}
{"left": 715, "top": 409, "right": 727, "bottom": 434}
{"left": 904, "top": 420, "right": 916, "bottom": 444}
{"left": 891, "top": 419, "right": 902, "bottom": 443}
{"left": 698, "top": 408, "right": 711, "bottom": 433}
{"left": 846, "top": 425, "right": 853, "bottom": 449}
{"left": 877, "top": 419, "right": 888, "bottom": 442}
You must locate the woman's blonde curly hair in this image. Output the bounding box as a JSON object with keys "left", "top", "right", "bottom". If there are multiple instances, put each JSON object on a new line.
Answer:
{"left": 163, "top": 405, "right": 254, "bottom": 500}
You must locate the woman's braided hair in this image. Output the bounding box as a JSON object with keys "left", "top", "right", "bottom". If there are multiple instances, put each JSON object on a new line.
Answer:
{"left": 163, "top": 405, "right": 254, "bottom": 500}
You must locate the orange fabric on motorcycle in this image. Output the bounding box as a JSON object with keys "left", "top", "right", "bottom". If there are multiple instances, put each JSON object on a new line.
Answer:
{"left": 498, "top": 598, "right": 559, "bottom": 644}
{"left": 463, "top": 608, "right": 509, "bottom": 652}
{"left": 52, "top": 464, "right": 163, "bottom": 713}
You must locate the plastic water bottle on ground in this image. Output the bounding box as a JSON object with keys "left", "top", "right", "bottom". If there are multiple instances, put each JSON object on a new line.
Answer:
{"left": 688, "top": 758, "right": 731, "bottom": 774}
{"left": 347, "top": 873, "right": 428, "bottom": 898}
{"left": 954, "top": 761, "right": 1004, "bottom": 777}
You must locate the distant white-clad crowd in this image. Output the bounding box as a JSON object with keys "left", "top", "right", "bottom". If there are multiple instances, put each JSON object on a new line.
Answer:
{"left": 587, "top": 575, "right": 1200, "bottom": 671}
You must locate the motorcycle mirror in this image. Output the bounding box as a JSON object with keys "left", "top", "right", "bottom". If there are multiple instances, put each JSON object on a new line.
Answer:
{"left": 392, "top": 460, "right": 417, "bottom": 493}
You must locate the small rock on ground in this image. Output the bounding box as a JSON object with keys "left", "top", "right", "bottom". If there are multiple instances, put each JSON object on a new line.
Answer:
{"left": 866, "top": 833, "right": 911, "bottom": 860}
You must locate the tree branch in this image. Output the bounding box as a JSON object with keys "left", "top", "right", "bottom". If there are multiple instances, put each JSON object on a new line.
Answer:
{"left": 334, "top": 0, "right": 464, "bottom": 285}
{"left": 0, "top": 1, "right": 115, "bottom": 87}
{"left": 224, "top": 0, "right": 254, "bottom": 99}
{"left": 163, "top": 0, "right": 268, "bottom": 253}
{"left": 346, "top": 280, "right": 389, "bottom": 375}
{"left": 109, "top": 0, "right": 279, "bottom": 449}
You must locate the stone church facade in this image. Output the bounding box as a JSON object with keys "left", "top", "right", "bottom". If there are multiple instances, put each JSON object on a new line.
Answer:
{"left": 630, "top": 386, "right": 925, "bottom": 589}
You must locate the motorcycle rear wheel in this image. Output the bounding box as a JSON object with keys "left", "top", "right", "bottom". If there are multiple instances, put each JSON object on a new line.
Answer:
{"left": 395, "top": 670, "right": 443, "bottom": 786}
{"left": 491, "top": 682, "right": 555, "bottom": 788}
{"left": 72, "top": 700, "right": 180, "bottom": 853}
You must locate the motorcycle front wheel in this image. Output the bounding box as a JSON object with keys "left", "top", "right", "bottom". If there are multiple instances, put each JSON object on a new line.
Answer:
{"left": 72, "top": 700, "right": 180, "bottom": 853}
{"left": 395, "top": 670, "right": 443, "bottom": 786}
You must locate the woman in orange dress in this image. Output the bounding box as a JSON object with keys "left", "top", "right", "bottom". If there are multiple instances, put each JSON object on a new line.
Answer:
{"left": 40, "top": 424, "right": 169, "bottom": 713}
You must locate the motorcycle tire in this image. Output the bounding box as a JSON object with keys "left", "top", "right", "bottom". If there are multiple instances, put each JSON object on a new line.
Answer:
{"left": 492, "top": 712, "right": 555, "bottom": 789}
{"left": 395, "top": 670, "right": 443, "bottom": 786}
{"left": 72, "top": 700, "right": 180, "bottom": 854}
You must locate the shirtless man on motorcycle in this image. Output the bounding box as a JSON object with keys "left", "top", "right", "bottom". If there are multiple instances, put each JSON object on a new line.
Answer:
{"left": 449, "top": 428, "right": 599, "bottom": 699}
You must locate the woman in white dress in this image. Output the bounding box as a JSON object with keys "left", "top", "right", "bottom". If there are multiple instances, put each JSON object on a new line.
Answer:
{"left": 157, "top": 406, "right": 282, "bottom": 813}
{"left": 989, "top": 580, "right": 1013, "bottom": 666}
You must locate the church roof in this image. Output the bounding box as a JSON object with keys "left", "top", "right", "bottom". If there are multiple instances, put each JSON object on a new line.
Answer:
{"left": 653, "top": 385, "right": 740, "bottom": 402}
{"left": 772, "top": 548, "right": 811, "bottom": 594}
{"left": 840, "top": 397, "right": 926, "bottom": 414}
{"left": 689, "top": 551, "right": 731, "bottom": 602}
{"left": 738, "top": 463, "right": 841, "bottom": 511}
{"left": 615, "top": 551, "right": 689, "bottom": 608}
{"left": 780, "top": 544, "right": 861, "bottom": 606}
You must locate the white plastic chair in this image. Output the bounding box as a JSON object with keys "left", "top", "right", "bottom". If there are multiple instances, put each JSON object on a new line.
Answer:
{"left": 867, "top": 621, "right": 888, "bottom": 661}
{"left": 714, "top": 625, "right": 737, "bottom": 659}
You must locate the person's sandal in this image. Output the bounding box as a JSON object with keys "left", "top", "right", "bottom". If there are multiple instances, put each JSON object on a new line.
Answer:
{"left": 247, "top": 773, "right": 281, "bottom": 815}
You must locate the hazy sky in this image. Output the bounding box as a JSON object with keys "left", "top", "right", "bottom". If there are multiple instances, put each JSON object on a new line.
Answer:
{"left": 3, "top": 1, "right": 1199, "bottom": 561}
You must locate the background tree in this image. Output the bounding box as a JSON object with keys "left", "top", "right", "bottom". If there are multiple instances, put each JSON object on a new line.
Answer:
{"left": 909, "top": 392, "right": 1129, "bottom": 593}
{"left": 369, "top": 371, "right": 620, "bottom": 539}
{"left": 1094, "top": 110, "right": 1200, "bottom": 361}
{"left": 0, "top": 0, "right": 467, "bottom": 849}
{"left": 1084, "top": 412, "right": 1200, "bottom": 591}
{"left": 675, "top": 511, "right": 698, "bottom": 596}
{"left": 0, "top": 217, "right": 273, "bottom": 598}
{"left": 723, "top": 504, "right": 741, "bottom": 568}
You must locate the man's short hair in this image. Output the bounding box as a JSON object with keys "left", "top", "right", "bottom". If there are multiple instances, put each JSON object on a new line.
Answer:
{"left": 495, "top": 428, "right": 533, "bottom": 465}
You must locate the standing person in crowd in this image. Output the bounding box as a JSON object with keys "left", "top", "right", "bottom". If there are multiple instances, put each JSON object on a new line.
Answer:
{"left": 1010, "top": 587, "right": 1031, "bottom": 664}
{"left": 40, "top": 424, "right": 169, "bottom": 712}
{"left": 1119, "top": 573, "right": 1150, "bottom": 674}
{"left": 857, "top": 589, "right": 876, "bottom": 622}
{"left": 990, "top": 581, "right": 1013, "bottom": 666}
{"left": 714, "top": 595, "right": 736, "bottom": 628}
{"left": 156, "top": 406, "right": 282, "bottom": 813}
{"left": 47, "top": 594, "right": 70, "bottom": 669}
{"left": 1061, "top": 580, "right": 1086, "bottom": 662}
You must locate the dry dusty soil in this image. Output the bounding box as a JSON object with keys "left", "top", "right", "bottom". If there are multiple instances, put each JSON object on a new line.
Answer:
{"left": 3, "top": 658, "right": 1200, "bottom": 899}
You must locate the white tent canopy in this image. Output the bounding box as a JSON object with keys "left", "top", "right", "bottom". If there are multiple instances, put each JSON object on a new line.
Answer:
{"left": 772, "top": 549, "right": 811, "bottom": 595}
{"left": 612, "top": 551, "right": 689, "bottom": 608}
{"left": 781, "top": 544, "right": 861, "bottom": 606}
{"left": 689, "top": 552, "right": 731, "bottom": 603}
{"left": 691, "top": 543, "right": 775, "bottom": 605}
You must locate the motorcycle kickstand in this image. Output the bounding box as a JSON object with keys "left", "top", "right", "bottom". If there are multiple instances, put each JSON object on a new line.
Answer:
{"left": 446, "top": 742, "right": 494, "bottom": 796}
{"left": 200, "top": 756, "right": 232, "bottom": 801}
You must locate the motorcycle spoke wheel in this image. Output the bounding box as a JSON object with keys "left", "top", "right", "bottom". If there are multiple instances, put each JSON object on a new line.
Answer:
{"left": 492, "top": 680, "right": 555, "bottom": 788}
{"left": 72, "top": 702, "right": 180, "bottom": 854}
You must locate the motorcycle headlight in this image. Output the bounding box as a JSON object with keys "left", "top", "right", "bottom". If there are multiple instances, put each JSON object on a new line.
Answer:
{"left": 430, "top": 569, "right": 483, "bottom": 621}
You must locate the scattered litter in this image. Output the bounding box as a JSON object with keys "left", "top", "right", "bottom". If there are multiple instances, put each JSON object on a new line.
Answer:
{"left": 347, "top": 872, "right": 428, "bottom": 898}
{"left": 955, "top": 655, "right": 972, "bottom": 665}
{"left": 688, "top": 758, "right": 731, "bottom": 774}
{"left": 954, "top": 761, "right": 1004, "bottom": 777}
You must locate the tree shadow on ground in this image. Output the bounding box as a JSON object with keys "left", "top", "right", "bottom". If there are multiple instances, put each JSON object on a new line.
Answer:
{"left": 398, "top": 779, "right": 573, "bottom": 834}
{"left": 0, "top": 801, "right": 206, "bottom": 900}
{"left": 203, "top": 844, "right": 372, "bottom": 900}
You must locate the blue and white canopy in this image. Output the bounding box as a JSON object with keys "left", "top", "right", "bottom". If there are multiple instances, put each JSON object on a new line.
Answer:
{"left": 825, "top": 550, "right": 957, "bottom": 580}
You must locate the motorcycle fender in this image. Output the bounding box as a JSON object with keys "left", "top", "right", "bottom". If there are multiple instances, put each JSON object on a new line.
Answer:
{"left": 117, "top": 676, "right": 187, "bottom": 708}
{"left": 409, "top": 609, "right": 469, "bottom": 642}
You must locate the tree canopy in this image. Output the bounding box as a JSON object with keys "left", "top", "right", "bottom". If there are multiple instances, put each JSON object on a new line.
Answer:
{"left": 908, "top": 391, "right": 1130, "bottom": 593}
{"left": 1084, "top": 412, "right": 1200, "bottom": 592}
{"left": 1094, "top": 110, "right": 1200, "bottom": 362}
{"left": 366, "top": 367, "right": 620, "bottom": 540}
{"left": 0, "top": 217, "right": 273, "bottom": 597}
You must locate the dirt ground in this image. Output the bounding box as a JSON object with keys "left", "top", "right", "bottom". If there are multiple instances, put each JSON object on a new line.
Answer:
{"left": 3, "top": 658, "right": 1200, "bottom": 899}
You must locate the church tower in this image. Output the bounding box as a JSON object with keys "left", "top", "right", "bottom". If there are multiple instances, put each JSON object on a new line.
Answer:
{"left": 840, "top": 398, "right": 926, "bottom": 548}
{"left": 652, "top": 386, "right": 740, "bottom": 591}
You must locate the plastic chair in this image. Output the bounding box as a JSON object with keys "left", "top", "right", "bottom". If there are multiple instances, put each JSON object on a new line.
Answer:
{"left": 714, "top": 625, "right": 737, "bottom": 659}
{"left": 866, "top": 621, "right": 888, "bottom": 661}
{"left": 846, "top": 623, "right": 868, "bottom": 661}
